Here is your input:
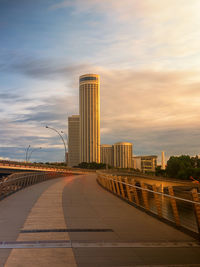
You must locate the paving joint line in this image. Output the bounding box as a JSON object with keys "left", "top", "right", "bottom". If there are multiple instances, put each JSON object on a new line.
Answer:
{"left": 20, "top": 228, "right": 113, "bottom": 233}
{"left": 0, "top": 240, "right": 200, "bottom": 249}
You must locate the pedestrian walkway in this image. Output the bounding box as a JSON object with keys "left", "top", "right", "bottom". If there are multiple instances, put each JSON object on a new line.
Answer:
{"left": 0, "top": 174, "right": 200, "bottom": 266}
{"left": 5, "top": 176, "right": 76, "bottom": 267}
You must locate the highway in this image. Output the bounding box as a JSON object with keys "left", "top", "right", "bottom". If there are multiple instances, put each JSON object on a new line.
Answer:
{"left": 0, "top": 173, "right": 200, "bottom": 266}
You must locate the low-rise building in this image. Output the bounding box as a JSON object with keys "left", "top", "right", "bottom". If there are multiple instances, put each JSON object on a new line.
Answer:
{"left": 132, "top": 155, "right": 157, "bottom": 172}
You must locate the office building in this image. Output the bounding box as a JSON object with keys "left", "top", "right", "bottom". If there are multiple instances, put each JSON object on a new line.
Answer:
{"left": 132, "top": 155, "right": 157, "bottom": 172}
{"left": 68, "top": 115, "right": 80, "bottom": 167}
{"left": 141, "top": 155, "right": 157, "bottom": 172}
{"left": 132, "top": 156, "right": 141, "bottom": 170}
{"left": 79, "top": 74, "right": 100, "bottom": 163}
{"left": 113, "top": 142, "right": 133, "bottom": 168}
{"left": 100, "top": 144, "right": 114, "bottom": 166}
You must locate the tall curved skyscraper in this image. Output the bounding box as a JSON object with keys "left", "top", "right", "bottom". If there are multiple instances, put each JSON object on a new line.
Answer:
{"left": 79, "top": 74, "right": 100, "bottom": 163}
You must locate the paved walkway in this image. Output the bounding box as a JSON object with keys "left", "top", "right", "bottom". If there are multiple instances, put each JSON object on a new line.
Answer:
{"left": 0, "top": 174, "right": 200, "bottom": 266}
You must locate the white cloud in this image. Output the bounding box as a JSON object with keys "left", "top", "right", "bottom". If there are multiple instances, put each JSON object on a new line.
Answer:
{"left": 50, "top": 0, "right": 200, "bottom": 70}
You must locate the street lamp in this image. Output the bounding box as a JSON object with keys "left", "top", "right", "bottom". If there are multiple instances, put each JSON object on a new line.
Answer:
{"left": 27, "top": 147, "right": 42, "bottom": 162}
{"left": 61, "top": 131, "right": 68, "bottom": 149}
{"left": 45, "top": 125, "right": 67, "bottom": 163}
{"left": 25, "top": 145, "right": 31, "bottom": 162}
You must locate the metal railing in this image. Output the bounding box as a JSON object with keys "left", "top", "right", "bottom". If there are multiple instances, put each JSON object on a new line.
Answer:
{"left": 0, "top": 172, "right": 67, "bottom": 200}
{"left": 97, "top": 174, "right": 200, "bottom": 239}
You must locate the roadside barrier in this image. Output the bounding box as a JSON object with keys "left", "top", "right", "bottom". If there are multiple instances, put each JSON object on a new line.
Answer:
{"left": 0, "top": 172, "right": 67, "bottom": 200}
{"left": 97, "top": 174, "right": 200, "bottom": 239}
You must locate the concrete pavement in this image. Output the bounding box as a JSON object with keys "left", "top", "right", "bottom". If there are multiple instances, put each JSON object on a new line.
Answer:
{"left": 63, "top": 174, "right": 200, "bottom": 266}
{"left": 0, "top": 173, "right": 200, "bottom": 266}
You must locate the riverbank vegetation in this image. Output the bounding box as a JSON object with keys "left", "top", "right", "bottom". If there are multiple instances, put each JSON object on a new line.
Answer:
{"left": 156, "top": 155, "right": 200, "bottom": 181}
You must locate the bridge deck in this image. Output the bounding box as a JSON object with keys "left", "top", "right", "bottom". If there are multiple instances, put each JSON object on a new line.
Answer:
{"left": 0, "top": 174, "right": 200, "bottom": 266}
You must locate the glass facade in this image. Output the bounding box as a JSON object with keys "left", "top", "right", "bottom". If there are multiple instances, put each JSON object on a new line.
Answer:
{"left": 80, "top": 76, "right": 98, "bottom": 82}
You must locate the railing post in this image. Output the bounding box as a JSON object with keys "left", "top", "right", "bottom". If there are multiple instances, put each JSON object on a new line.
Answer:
{"left": 191, "top": 188, "right": 200, "bottom": 235}
{"left": 124, "top": 177, "right": 132, "bottom": 202}
{"left": 27, "top": 176, "right": 30, "bottom": 186}
{"left": 24, "top": 177, "right": 27, "bottom": 187}
{"left": 104, "top": 175, "right": 108, "bottom": 189}
{"left": 118, "top": 176, "right": 125, "bottom": 198}
{"left": 4, "top": 183, "right": 9, "bottom": 197}
{"left": 104, "top": 176, "right": 109, "bottom": 190}
{"left": 168, "top": 186, "right": 180, "bottom": 226}
{"left": 152, "top": 184, "right": 162, "bottom": 217}
{"left": 115, "top": 176, "right": 120, "bottom": 196}
{"left": 33, "top": 175, "right": 37, "bottom": 184}
{"left": 101, "top": 175, "right": 104, "bottom": 186}
{"left": 111, "top": 176, "right": 117, "bottom": 194}
{"left": 141, "top": 182, "right": 149, "bottom": 211}
{"left": 97, "top": 175, "right": 101, "bottom": 185}
{"left": 131, "top": 179, "right": 140, "bottom": 206}
{"left": 99, "top": 175, "right": 103, "bottom": 186}
{"left": 107, "top": 176, "right": 112, "bottom": 192}
{"left": 101, "top": 176, "right": 106, "bottom": 188}
{"left": 107, "top": 176, "right": 112, "bottom": 191}
{"left": 0, "top": 184, "right": 3, "bottom": 198}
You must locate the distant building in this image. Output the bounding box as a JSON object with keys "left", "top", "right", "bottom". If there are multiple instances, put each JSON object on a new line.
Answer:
{"left": 132, "top": 156, "right": 141, "bottom": 170}
{"left": 68, "top": 115, "right": 80, "bottom": 167}
{"left": 100, "top": 144, "right": 114, "bottom": 166}
{"left": 79, "top": 74, "right": 100, "bottom": 163}
{"left": 113, "top": 142, "right": 133, "bottom": 168}
{"left": 132, "top": 155, "right": 157, "bottom": 172}
{"left": 161, "top": 151, "right": 166, "bottom": 170}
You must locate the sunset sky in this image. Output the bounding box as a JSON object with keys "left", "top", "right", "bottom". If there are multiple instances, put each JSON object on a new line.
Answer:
{"left": 0, "top": 0, "right": 200, "bottom": 162}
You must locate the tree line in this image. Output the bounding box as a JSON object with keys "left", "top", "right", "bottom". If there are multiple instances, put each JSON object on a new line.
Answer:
{"left": 156, "top": 155, "right": 200, "bottom": 180}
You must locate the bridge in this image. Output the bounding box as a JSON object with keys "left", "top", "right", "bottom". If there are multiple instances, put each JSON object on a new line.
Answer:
{"left": 0, "top": 172, "right": 200, "bottom": 266}
{"left": 0, "top": 161, "right": 71, "bottom": 174}
{"left": 0, "top": 162, "right": 87, "bottom": 179}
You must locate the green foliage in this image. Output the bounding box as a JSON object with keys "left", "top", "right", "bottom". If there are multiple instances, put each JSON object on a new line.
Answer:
{"left": 78, "top": 162, "right": 106, "bottom": 169}
{"left": 166, "top": 155, "right": 200, "bottom": 180}
{"left": 155, "top": 166, "right": 166, "bottom": 177}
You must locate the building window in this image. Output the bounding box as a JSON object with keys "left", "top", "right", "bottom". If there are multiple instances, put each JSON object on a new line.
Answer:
{"left": 80, "top": 77, "right": 98, "bottom": 82}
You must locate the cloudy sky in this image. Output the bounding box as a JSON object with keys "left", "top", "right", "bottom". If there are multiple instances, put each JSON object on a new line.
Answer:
{"left": 0, "top": 0, "right": 200, "bottom": 163}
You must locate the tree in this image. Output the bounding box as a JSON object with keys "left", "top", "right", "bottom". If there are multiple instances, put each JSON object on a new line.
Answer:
{"left": 78, "top": 162, "right": 106, "bottom": 169}
{"left": 166, "top": 155, "right": 199, "bottom": 180}
{"left": 155, "top": 166, "right": 166, "bottom": 177}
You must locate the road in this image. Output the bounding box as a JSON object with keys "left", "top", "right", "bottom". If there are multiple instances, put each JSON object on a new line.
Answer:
{"left": 0, "top": 173, "right": 200, "bottom": 266}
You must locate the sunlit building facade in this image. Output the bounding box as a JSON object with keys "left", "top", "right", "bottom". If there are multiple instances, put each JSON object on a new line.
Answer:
{"left": 68, "top": 115, "right": 80, "bottom": 167}
{"left": 132, "top": 155, "right": 157, "bottom": 172}
{"left": 113, "top": 142, "right": 133, "bottom": 168}
{"left": 132, "top": 156, "right": 141, "bottom": 170}
{"left": 161, "top": 151, "right": 166, "bottom": 170}
{"left": 100, "top": 144, "right": 114, "bottom": 167}
{"left": 79, "top": 74, "right": 100, "bottom": 163}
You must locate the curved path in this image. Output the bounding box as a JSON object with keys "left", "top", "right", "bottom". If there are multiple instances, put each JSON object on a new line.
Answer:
{"left": 0, "top": 174, "right": 200, "bottom": 266}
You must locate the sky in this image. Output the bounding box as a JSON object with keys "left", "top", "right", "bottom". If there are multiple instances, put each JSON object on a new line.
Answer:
{"left": 0, "top": 0, "right": 200, "bottom": 163}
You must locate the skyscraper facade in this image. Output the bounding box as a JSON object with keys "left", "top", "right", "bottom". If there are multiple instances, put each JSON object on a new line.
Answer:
{"left": 79, "top": 74, "right": 100, "bottom": 163}
{"left": 68, "top": 115, "right": 80, "bottom": 167}
{"left": 100, "top": 144, "right": 114, "bottom": 166}
{"left": 113, "top": 142, "right": 133, "bottom": 168}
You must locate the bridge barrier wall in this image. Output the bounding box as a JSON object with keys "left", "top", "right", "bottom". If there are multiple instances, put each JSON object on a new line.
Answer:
{"left": 0, "top": 172, "right": 67, "bottom": 200}
{"left": 97, "top": 174, "right": 200, "bottom": 240}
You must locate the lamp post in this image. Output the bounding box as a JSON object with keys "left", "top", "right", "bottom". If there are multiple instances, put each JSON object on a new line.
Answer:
{"left": 27, "top": 147, "right": 42, "bottom": 162}
{"left": 61, "top": 131, "right": 68, "bottom": 165}
{"left": 25, "top": 145, "right": 31, "bottom": 163}
{"left": 45, "top": 125, "right": 67, "bottom": 163}
{"left": 61, "top": 131, "right": 68, "bottom": 149}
